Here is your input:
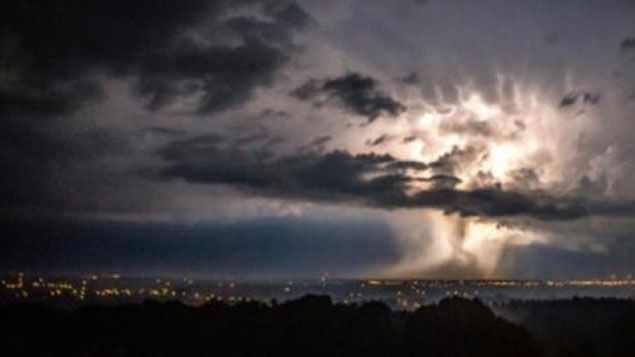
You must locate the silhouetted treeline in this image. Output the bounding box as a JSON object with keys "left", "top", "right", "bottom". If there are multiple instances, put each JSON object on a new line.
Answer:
{"left": 496, "top": 297, "right": 635, "bottom": 357}
{"left": 2, "top": 295, "right": 635, "bottom": 357}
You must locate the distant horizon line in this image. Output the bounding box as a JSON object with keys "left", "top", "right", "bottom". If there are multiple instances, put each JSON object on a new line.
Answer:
{"left": 2, "top": 270, "right": 634, "bottom": 283}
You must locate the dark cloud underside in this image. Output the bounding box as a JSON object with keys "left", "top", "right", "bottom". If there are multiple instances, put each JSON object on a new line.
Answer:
{"left": 291, "top": 73, "right": 406, "bottom": 122}
{"left": 1, "top": 0, "right": 312, "bottom": 115}
{"left": 1, "top": 0, "right": 635, "bottom": 279}
{"left": 0, "top": 0, "right": 312, "bottom": 211}
{"left": 156, "top": 135, "right": 635, "bottom": 220}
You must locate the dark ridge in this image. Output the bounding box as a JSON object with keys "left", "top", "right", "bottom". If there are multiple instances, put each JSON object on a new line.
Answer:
{"left": 0, "top": 295, "right": 542, "bottom": 357}
{"left": 4, "top": 295, "right": 635, "bottom": 356}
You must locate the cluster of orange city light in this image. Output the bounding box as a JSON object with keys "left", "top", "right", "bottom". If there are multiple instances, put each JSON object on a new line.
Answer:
{"left": 2, "top": 273, "right": 635, "bottom": 311}
{"left": 0, "top": 272, "right": 254, "bottom": 304}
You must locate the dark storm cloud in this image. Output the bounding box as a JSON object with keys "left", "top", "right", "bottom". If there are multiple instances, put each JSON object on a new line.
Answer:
{"left": 224, "top": 117, "right": 285, "bottom": 145}
{"left": 157, "top": 135, "right": 406, "bottom": 203}
{"left": 0, "top": 82, "right": 102, "bottom": 117}
{"left": 299, "top": 135, "right": 332, "bottom": 152}
{"left": 559, "top": 93, "right": 578, "bottom": 107}
{"left": 1, "top": 0, "right": 312, "bottom": 115}
{"left": 156, "top": 135, "right": 635, "bottom": 221}
{"left": 137, "top": 40, "right": 288, "bottom": 114}
{"left": 508, "top": 168, "right": 541, "bottom": 191}
{"left": 365, "top": 134, "right": 395, "bottom": 146}
{"left": 259, "top": 108, "right": 291, "bottom": 119}
{"left": 385, "top": 160, "right": 429, "bottom": 171}
{"left": 291, "top": 73, "right": 406, "bottom": 122}
{"left": 0, "top": 119, "right": 129, "bottom": 163}
{"left": 426, "top": 145, "right": 485, "bottom": 176}
{"left": 620, "top": 37, "right": 635, "bottom": 53}
{"left": 559, "top": 91, "right": 601, "bottom": 108}
{"left": 264, "top": 1, "right": 315, "bottom": 30}
{"left": 0, "top": 119, "right": 134, "bottom": 210}
{"left": 403, "top": 135, "right": 418, "bottom": 143}
{"left": 404, "top": 189, "right": 589, "bottom": 220}
{"left": 416, "top": 175, "right": 462, "bottom": 189}
{"left": 0, "top": 0, "right": 313, "bottom": 213}
{"left": 0, "top": 0, "right": 632, "bottom": 280}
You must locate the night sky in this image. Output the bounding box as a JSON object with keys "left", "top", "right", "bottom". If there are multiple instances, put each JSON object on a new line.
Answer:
{"left": 1, "top": 0, "right": 635, "bottom": 279}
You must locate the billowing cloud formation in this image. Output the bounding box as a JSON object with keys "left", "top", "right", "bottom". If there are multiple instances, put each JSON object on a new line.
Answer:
{"left": 0, "top": 0, "right": 312, "bottom": 212}
{"left": 156, "top": 134, "right": 635, "bottom": 221}
{"left": 291, "top": 73, "right": 406, "bottom": 122}
{"left": 1, "top": 0, "right": 311, "bottom": 115}
{"left": 2, "top": 0, "right": 635, "bottom": 279}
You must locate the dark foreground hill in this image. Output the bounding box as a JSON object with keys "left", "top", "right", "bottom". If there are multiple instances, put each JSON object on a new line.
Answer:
{"left": 2, "top": 296, "right": 635, "bottom": 357}
{"left": 496, "top": 298, "right": 635, "bottom": 357}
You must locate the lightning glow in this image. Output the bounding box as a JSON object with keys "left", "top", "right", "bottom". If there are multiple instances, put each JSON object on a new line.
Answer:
{"left": 376, "top": 77, "right": 598, "bottom": 278}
